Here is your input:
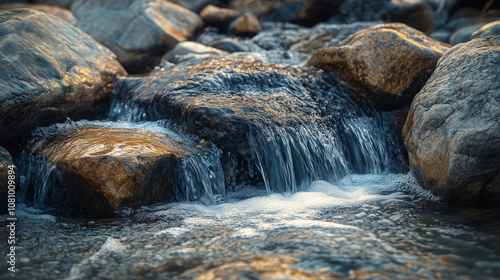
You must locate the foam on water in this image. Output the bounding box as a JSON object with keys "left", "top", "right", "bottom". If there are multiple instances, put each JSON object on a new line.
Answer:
{"left": 149, "top": 173, "right": 427, "bottom": 237}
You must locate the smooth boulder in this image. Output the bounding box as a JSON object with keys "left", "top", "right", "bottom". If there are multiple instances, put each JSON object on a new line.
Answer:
{"left": 307, "top": 23, "right": 450, "bottom": 110}
{"left": 403, "top": 21, "right": 500, "bottom": 203}
{"left": 72, "top": 0, "right": 203, "bottom": 73}
{"left": 0, "top": 9, "right": 126, "bottom": 149}
{"left": 26, "top": 125, "right": 203, "bottom": 214}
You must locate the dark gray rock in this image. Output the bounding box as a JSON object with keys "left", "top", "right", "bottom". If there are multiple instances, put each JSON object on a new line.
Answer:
{"left": 449, "top": 24, "right": 483, "bottom": 45}
{"left": 72, "top": 0, "right": 203, "bottom": 74}
{"left": 403, "top": 21, "right": 500, "bottom": 203}
{"left": 211, "top": 38, "right": 250, "bottom": 52}
{"left": 0, "top": 9, "right": 126, "bottom": 149}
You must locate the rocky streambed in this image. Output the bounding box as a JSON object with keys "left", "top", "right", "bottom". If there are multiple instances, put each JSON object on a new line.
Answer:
{"left": 1, "top": 0, "right": 500, "bottom": 279}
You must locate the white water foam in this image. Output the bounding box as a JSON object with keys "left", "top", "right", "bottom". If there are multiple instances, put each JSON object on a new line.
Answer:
{"left": 150, "top": 173, "right": 430, "bottom": 238}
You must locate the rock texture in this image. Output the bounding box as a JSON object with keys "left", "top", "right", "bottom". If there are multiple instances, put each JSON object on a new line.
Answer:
{"left": 0, "top": 147, "right": 16, "bottom": 214}
{"left": 28, "top": 125, "right": 202, "bottom": 214}
{"left": 0, "top": 9, "right": 126, "bottom": 149}
{"left": 229, "top": 13, "right": 262, "bottom": 37}
{"left": 403, "top": 21, "right": 500, "bottom": 203}
{"left": 200, "top": 4, "right": 240, "bottom": 28}
{"left": 307, "top": 23, "right": 450, "bottom": 110}
{"left": 72, "top": 0, "right": 203, "bottom": 73}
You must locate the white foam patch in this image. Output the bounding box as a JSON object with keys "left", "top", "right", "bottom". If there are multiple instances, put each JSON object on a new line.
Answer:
{"left": 152, "top": 173, "right": 423, "bottom": 236}
{"left": 67, "top": 237, "right": 125, "bottom": 280}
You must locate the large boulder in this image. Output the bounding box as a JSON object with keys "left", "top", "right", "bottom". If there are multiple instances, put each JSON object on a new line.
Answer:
{"left": 403, "top": 21, "right": 500, "bottom": 203}
{"left": 0, "top": 9, "right": 126, "bottom": 149}
{"left": 0, "top": 147, "right": 17, "bottom": 214}
{"left": 307, "top": 23, "right": 450, "bottom": 110}
{"left": 71, "top": 0, "right": 203, "bottom": 74}
{"left": 111, "top": 56, "right": 401, "bottom": 191}
{"left": 23, "top": 123, "right": 208, "bottom": 214}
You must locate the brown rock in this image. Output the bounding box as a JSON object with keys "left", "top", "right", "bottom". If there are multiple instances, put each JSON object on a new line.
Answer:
{"left": 200, "top": 4, "right": 240, "bottom": 28}
{"left": 0, "top": 147, "right": 17, "bottom": 214}
{"left": 28, "top": 125, "right": 202, "bottom": 214}
{"left": 229, "top": 13, "right": 262, "bottom": 37}
{"left": 0, "top": 9, "right": 126, "bottom": 149}
{"left": 403, "top": 21, "right": 500, "bottom": 203}
{"left": 307, "top": 23, "right": 450, "bottom": 110}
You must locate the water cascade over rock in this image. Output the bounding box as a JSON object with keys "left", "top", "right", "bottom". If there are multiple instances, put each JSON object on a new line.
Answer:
{"left": 110, "top": 56, "right": 402, "bottom": 193}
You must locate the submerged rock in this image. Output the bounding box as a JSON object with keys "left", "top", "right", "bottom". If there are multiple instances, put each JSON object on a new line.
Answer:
{"left": 24, "top": 125, "right": 204, "bottom": 214}
{"left": 72, "top": 0, "right": 203, "bottom": 73}
{"left": 403, "top": 21, "right": 500, "bottom": 203}
{"left": 307, "top": 23, "right": 450, "bottom": 110}
{"left": 0, "top": 147, "right": 17, "bottom": 214}
{"left": 229, "top": 13, "right": 262, "bottom": 37}
{"left": 0, "top": 9, "right": 126, "bottom": 149}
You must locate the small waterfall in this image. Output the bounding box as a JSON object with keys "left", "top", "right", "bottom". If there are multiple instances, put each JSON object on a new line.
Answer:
{"left": 248, "top": 124, "right": 349, "bottom": 193}
{"left": 175, "top": 148, "right": 226, "bottom": 204}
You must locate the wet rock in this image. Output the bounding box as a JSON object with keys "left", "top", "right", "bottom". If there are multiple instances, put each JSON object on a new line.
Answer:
{"left": 72, "top": 0, "right": 203, "bottom": 74}
{"left": 403, "top": 21, "right": 500, "bottom": 203}
{"left": 111, "top": 56, "right": 400, "bottom": 189}
{"left": 211, "top": 38, "right": 250, "bottom": 52}
{"left": 0, "top": 147, "right": 17, "bottom": 214}
{"left": 0, "top": 3, "right": 76, "bottom": 23}
{"left": 307, "top": 23, "right": 450, "bottom": 110}
{"left": 200, "top": 4, "right": 240, "bottom": 28}
{"left": 449, "top": 24, "right": 483, "bottom": 45}
{"left": 229, "top": 13, "right": 262, "bottom": 37}
{"left": 113, "top": 57, "right": 319, "bottom": 155}
{"left": 0, "top": 9, "right": 126, "bottom": 149}
{"left": 163, "top": 41, "right": 225, "bottom": 63}
{"left": 26, "top": 125, "right": 202, "bottom": 214}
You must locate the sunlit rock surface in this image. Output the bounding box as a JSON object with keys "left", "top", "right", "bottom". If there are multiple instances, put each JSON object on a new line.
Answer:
{"left": 71, "top": 0, "right": 203, "bottom": 73}
{"left": 0, "top": 9, "right": 126, "bottom": 149}
{"left": 0, "top": 147, "right": 16, "bottom": 214}
{"left": 403, "top": 21, "right": 500, "bottom": 203}
{"left": 23, "top": 124, "right": 204, "bottom": 214}
{"left": 307, "top": 23, "right": 450, "bottom": 110}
